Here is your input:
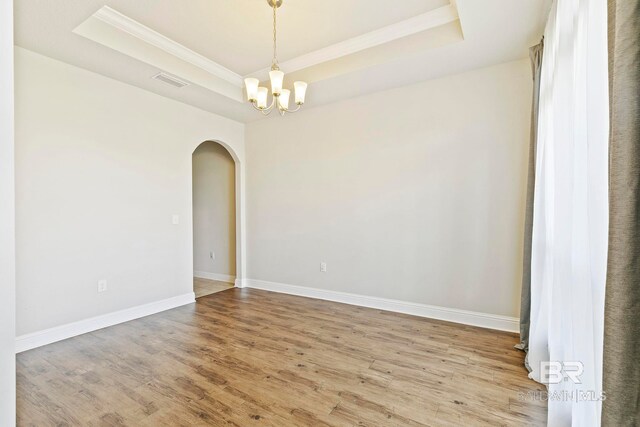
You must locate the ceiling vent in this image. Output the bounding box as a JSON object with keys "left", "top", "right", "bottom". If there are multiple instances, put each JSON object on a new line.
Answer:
{"left": 152, "top": 72, "right": 190, "bottom": 88}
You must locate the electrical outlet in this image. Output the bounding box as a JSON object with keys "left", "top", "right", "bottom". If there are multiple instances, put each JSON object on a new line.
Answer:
{"left": 97, "top": 279, "right": 108, "bottom": 293}
{"left": 210, "top": 251, "right": 215, "bottom": 260}
{"left": 320, "top": 262, "right": 327, "bottom": 272}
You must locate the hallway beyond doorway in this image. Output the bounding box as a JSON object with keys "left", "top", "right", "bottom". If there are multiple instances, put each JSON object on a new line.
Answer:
{"left": 193, "top": 277, "right": 232, "bottom": 298}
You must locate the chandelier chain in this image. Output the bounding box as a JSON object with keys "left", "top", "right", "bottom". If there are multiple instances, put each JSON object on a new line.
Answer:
{"left": 272, "top": 4, "right": 278, "bottom": 69}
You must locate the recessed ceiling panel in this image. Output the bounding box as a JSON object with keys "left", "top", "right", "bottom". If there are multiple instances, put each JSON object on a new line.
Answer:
{"left": 103, "top": 0, "right": 451, "bottom": 75}
{"left": 72, "top": 6, "right": 244, "bottom": 102}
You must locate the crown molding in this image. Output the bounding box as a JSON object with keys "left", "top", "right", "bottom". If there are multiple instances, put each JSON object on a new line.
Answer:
{"left": 93, "top": 6, "right": 243, "bottom": 88}
{"left": 245, "top": 4, "right": 460, "bottom": 79}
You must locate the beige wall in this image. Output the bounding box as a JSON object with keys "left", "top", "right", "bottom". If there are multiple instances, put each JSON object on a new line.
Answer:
{"left": 15, "top": 48, "right": 245, "bottom": 336}
{"left": 0, "top": 0, "right": 16, "bottom": 422}
{"left": 14, "top": 44, "right": 530, "bottom": 344}
{"left": 245, "top": 59, "right": 532, "bottom": 318}
{"left": 192, "top": 141, "right": 236, "bottom": 277}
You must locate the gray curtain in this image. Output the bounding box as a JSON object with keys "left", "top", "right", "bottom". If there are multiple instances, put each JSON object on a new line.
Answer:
{"left": 516, "top": 40, "right": 544, "bottom": 353}
{"left": 602, "top": 0, "right": 640, "bottom": 425}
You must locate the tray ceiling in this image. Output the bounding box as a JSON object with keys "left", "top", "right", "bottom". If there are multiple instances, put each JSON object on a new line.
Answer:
{"left": 14, "top": 0, "right": 550, "bottom": 122}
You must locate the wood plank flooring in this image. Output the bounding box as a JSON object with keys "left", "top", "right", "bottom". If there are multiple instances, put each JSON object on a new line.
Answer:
{"left": 17, "top": 288, "right": 547, "bottom": 426}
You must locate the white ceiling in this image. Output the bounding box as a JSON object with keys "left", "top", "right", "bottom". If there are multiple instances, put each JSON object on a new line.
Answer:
{"left": 14, "top": 0, "right": 551, "bottom": 123}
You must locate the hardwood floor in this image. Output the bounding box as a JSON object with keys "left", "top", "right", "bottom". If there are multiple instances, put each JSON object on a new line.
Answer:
{"left": 194, "top": 277, "right": 234, "bottom": 298}
{"left": 17, "top": 289, "right": 547, "bottom": 426}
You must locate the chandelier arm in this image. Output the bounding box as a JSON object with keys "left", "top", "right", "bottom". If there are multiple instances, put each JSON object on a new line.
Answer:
{"left": 275, "top": 100, "right": 303, "bottom": 116}
{"left": 277, "top": 98, "right": 288, "bottom": 116}
{"left": 249, "top": 97, "right": 275, "bottom": 115}
{"left": 266, "top": 95, "right": 276, "bottom": 111}
{"left": 286, "top": 104, "right": 303, "bottom": 113}
{"left": 252, "top": 101, "right": 273, "bottom": 116}
{"left": 258, "top": 96, "right": 276, "bottom": 115}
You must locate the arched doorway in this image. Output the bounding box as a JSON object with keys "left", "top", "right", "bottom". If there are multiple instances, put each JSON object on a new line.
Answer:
{"left": 192, "top": 140, "right": 237, "bottom": 298}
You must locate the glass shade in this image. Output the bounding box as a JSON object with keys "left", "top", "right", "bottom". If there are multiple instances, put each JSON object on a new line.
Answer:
{"left": 294, "top": 81, "right": 308, "bottom": 104}
{"left": 269, "top": 70, "right": 284, "bottom": 95}
{"left": 279, "top": 89, "right": 290, "bottom": 110}
{"left": 244, "top": 78, "right": 259, "bottom": 101}
{"left": 257, "top": 87, "right": 268, "bottom": 109}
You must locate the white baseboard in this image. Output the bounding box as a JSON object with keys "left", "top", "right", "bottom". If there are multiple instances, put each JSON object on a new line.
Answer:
{"left": 245, "top": 279, "right": 518, "bottom": 333}
{"left": 15, "top": 292, "right": 195, "bottom": 353}
{"left": 15, "top": 282, "right": 517, "bottom": 353}
{"left": 194, "top": 271, "right": 236, "bottom": 284}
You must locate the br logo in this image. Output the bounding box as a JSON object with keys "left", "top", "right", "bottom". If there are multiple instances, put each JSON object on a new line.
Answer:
{"left": 540, "top": 361, "right": 584, "bottom": 384}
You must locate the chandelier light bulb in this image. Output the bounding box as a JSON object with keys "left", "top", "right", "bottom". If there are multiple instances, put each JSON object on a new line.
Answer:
{"left": 257, "top": 87, "right": 269, "bottom": 109}
{"left": 294, "top": 81, "right": 308, "bottom": 105}
{"left": 279, "top": 89, "right": 291, "bottom": 110}
{"left": 269, "top": 70, "right": 284, "bottom": 96}
{"left": 244, "top": 78, "right": 259, "bottom": 102}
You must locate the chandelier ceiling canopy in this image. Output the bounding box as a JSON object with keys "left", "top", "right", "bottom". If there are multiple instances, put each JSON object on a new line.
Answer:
{"left": 244, "top": 0, "right": 308, "bottom": 116}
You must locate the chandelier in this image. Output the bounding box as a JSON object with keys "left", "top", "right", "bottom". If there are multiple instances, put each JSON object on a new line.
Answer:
{"left": 244, "top": 0, "right": 308, "bottom": 116}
